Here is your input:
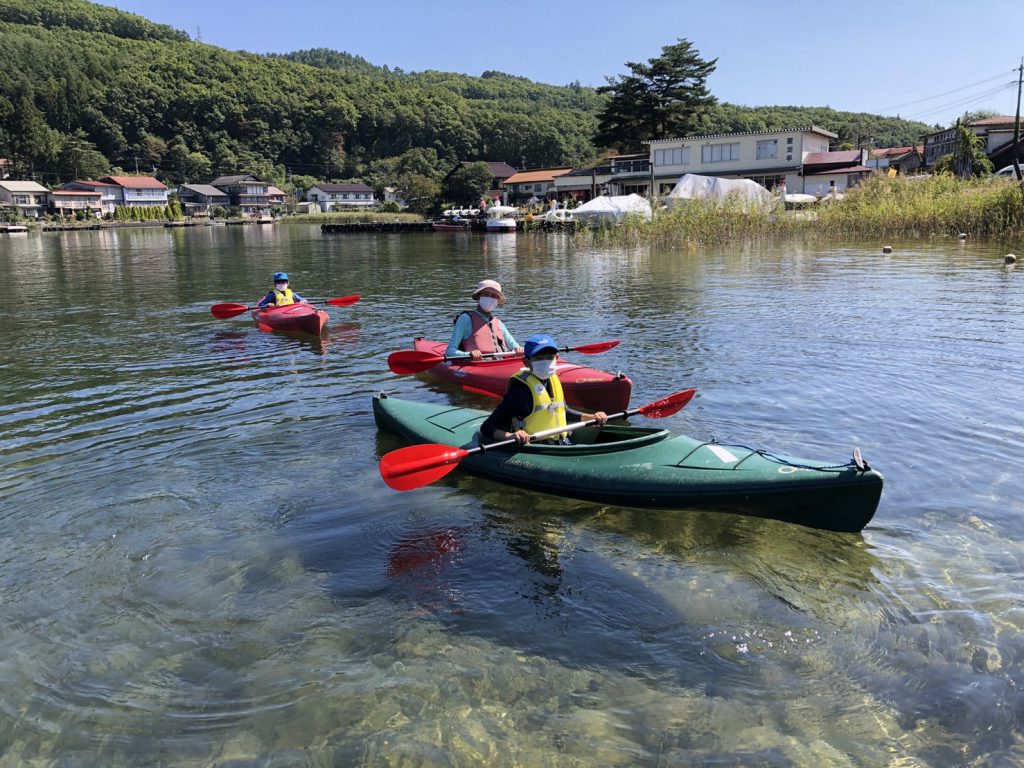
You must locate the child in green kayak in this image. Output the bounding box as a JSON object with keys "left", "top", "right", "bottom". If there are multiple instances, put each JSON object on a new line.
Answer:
{"left": 480, "top": 333, "right": 607, "bottom": 445}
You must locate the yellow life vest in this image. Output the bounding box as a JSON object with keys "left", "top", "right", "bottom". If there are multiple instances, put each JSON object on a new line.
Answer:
{"left": 511, "top": 370, "right": 567, "bottom": 442}
{"left": 272, "top": 287, "right": 295, "bottom": 306}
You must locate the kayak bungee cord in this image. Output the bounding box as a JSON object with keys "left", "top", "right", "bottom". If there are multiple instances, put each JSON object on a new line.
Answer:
{"left": 706, "top": 439, "right": 872, "bottom": 472}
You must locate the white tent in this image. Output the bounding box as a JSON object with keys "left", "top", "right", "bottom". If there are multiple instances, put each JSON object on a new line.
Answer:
{"left": 781, "top": 193, "right": 817, "bottom": 205}
{"left": 572, "top": 194, "right": 652, "bottom": 225}
{"left": 665, "top": 174, "right": 771, "bottom": 213}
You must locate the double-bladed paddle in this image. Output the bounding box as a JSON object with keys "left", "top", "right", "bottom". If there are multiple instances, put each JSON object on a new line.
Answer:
{"left": 210, "top": 295, "right": 361, "bottom": 319}
{"left": 387, "top": 340, "right": 619, "bottom": 375}
{"left": 378, "top": 388, "right": 696, "bottom": 492}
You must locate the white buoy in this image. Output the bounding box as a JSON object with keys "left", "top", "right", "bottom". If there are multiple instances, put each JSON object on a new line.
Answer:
{"left": 958, "top": 233, "right": 967, "bottom": 240}
{"left": 882, "top": 245, "right": 893, "bottom": 254}
{"left": 1006, "top": 254, "right": 1017, "bottom": 264}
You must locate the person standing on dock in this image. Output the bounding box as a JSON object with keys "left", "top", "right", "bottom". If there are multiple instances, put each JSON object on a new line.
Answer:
{"left": 446, "top": 279, "right": 522, "bottom": 360}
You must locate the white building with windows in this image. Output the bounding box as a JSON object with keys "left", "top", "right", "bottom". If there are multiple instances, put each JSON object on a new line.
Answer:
{"left": 0, "top": 180, "right": 49, "bottom": 218}
{"left": 306, "top": 183, "right": 376, "bottom": 211}
{"left": 62, "top": 179, "right": 121, "bottom": 215}
{"left": 645, "top": 126, "right": 838, "bottom": 195}
{"left": 102, "top": 176, "right": 169, "bottom": 208}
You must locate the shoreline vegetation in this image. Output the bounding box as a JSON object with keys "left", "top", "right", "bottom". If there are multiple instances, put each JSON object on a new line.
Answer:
{"left": 570, "top": 174, "right": 1024, "bottom": 247}
{"left": 13, "top": 176, "right": 1023, "bottom": 245}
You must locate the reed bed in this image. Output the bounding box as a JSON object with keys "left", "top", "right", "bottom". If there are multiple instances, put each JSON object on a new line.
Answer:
{"left": 568, "top": 174, "right": 1024, "bottom": 248}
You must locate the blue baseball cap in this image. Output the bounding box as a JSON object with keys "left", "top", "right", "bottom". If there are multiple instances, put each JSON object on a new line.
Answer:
{"left": 523, "top": 333, "right": 558, "bottom": 358}
{"left": 273, "top": 271, "right": 289, "bottom": 282}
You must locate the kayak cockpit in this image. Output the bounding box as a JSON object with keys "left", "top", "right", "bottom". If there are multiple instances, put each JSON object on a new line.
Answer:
{"left": 478, "top": 424, "right": 671, "bottom": 456}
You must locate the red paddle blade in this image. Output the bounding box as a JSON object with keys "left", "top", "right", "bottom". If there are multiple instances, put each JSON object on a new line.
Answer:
{"left": 462, "top": 384, "right": 500, "bottom": 398}
{"left": 571, "top": 340, "right": 620, "bottom": 354}
{"left": 326, "top": 295, "right": 361, "bottom": 307}
{"left": 210, "top": 303, "right": 251, "bottom": 319}
{"left": 380, "top": 443, "right": 471, "bottom": 491}
{"left": 637, "top": 388, "right": 696, "bottom": 418}
{"left": 388, "top": 350, "right": 444, "bottom": 374}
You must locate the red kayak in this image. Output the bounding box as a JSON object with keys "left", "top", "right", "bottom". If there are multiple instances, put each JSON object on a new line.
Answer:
{"left": 412, "top": 338, "right": 632, "bottom": 412}
{"left": 251, "top": 303, "right": 329, "bottom": 335}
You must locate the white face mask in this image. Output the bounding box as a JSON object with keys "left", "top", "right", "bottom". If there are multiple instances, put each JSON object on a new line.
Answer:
{"left": 275, "top": 283, "right": 288, "bottom": 291}
{"left": 478, "top": 296, "right": 499, "bottom": 313}
{"left": 530, "top": 359, "right": 557, "bottom": 380}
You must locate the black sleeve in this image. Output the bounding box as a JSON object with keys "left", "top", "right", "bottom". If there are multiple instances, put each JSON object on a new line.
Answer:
{"left": 479, "top": 381, "right": 533, "bottom": 439}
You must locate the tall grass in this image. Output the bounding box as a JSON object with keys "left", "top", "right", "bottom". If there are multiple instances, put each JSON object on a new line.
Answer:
{"left": 568, "top": 174, "right": 1024, "bottom": 248}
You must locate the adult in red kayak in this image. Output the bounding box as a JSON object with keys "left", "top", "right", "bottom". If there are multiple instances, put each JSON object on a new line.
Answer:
{"left": 445, "top": 279, "right": 523, "bottom": 360}
{"left": 479, "top": 333, "right": 607, "bottom": 445}
{"left": 256, "top": 271, "right": 306, "bottom": 308}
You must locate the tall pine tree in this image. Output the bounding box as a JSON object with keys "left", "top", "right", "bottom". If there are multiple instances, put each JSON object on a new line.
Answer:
{"left": 595, "top": 39, "right": 718, "bottom": 153}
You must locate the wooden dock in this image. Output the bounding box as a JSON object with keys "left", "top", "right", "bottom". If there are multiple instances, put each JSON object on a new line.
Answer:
{"left": 321, "top": 220, "right": 577, "bottom": 234}
{"left": 321, "top": 221, "right": 434, "bottom": 233}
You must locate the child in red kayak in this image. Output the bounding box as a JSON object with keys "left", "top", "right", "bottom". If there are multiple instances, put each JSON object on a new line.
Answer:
{"left": 480, "top": 333, "right": 607, "bottom": 445}
{"left": 257, "top": 271, "right": 306, "bottom": 308}
{"left": 445, "top": 279, "right": 523, "bottom": 360}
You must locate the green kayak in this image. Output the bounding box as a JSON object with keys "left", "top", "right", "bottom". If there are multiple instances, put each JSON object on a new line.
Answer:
{"left": 373, "top": 393, "right": 883, "bottom": 533}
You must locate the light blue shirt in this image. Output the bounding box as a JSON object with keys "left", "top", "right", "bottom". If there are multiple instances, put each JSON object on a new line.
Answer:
{"left": 445, "top": 310, "right": 519, "bottom": 358}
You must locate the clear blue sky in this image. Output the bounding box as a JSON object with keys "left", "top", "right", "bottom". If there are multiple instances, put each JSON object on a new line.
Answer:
{"left": 101, "top": 0, "right": 1023, "bottom": 130}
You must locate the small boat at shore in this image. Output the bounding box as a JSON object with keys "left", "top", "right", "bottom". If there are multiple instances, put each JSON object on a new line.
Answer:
{"left": 431, "top": 220, "right": 470, "bottom": 232}
{"left": 411, "top": 338, "right": 632, "bottom": 412}
{"left": 251, "top": 303, "right": 328, "bottom": 334}
{"left": 484, "top": 205, "right": 517, "bottom": 233}
{"left": 373, "top": 394, "right": 883, "bottom": 532}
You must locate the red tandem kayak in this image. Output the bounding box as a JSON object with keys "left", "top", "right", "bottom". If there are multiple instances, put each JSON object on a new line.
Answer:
{"left": 252, "top": 303, "right": 329, "bottom": 335}
{"left": 412, "top": 338, "right": 632, "bottom": 412}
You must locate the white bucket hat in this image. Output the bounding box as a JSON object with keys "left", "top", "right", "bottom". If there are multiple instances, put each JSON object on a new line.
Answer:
{"left": 471, "top": 279, "right": 506, "bottom": 305}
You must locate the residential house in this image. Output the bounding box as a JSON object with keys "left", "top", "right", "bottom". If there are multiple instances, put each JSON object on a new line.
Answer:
{"left": 383, "top": 187, "right": 406, "bottom": 208}
{"left": 800, "top": 150, "right": 871, "bottom": 195}
{"left": 867, "top": 146, "right": 923, "bottom": 174}
{"left": 605, "top": 154, "right": 653, "bottom": 196}
{"left": 177, "top": 183, "right": 230, "bottom": 217}
{"left": 442, "top": 161, "right": 517, "bottom": 204}
{"left": 102, "top": 176, "right": 168, "bottom": 209}
{"left": 502, "top": 167, "right": 574, "bottom": 203}
{"left": 552, "top": 162, "right": 614, "bottom": 202}
{"left": 305, "top": 183, "right": 376, "bottom": 212}
{"left": 547, "top": 154, "right": 651, "bottom": 202}
{"left": 0, "top": 180, "right": 48, "bottom": 218}
{"left": 645, "top": 126, "right": 839, "bottom": 195}
{"left": 922, "top": 116, "right": 1024, "bottom": 170}
{"left": 48, "top": 188, "right": 103, "bottom": 218}
{"left": 61, "top": 179, "right": 121, "bottom": 215}
{"left": 210, "top": 174, "right": 271, "bottom": 216}
{"left": 267, "top": 186, "right": 287, "bottom": 208}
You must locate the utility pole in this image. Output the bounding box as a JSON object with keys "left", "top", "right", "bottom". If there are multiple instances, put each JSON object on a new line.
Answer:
{"left": 1012, "top": 58, "right": 1023, "bottom": 182}
{"left": 134, "top": 155, "right": 139, "bottom": 174}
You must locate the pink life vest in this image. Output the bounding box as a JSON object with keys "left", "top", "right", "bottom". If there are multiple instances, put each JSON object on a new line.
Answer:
{"left": 459, "top": 310, "right": 509, "bottom": 354}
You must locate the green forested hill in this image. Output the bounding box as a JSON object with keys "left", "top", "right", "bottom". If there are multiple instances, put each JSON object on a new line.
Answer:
{"left": 0, "top": 0, "right": 937, "bottom": 190}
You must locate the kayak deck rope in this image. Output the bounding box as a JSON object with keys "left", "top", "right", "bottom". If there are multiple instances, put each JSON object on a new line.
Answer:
{"left": 708, "top": 439, "right": 870, "bottom": 473}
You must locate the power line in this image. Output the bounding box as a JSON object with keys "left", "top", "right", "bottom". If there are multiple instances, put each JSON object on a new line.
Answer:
{"left": 876, "top": 71, "right": 1013, "bottom": 113}
{"left": 902, "top": 81, "right": 1017, "bottom": 122}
